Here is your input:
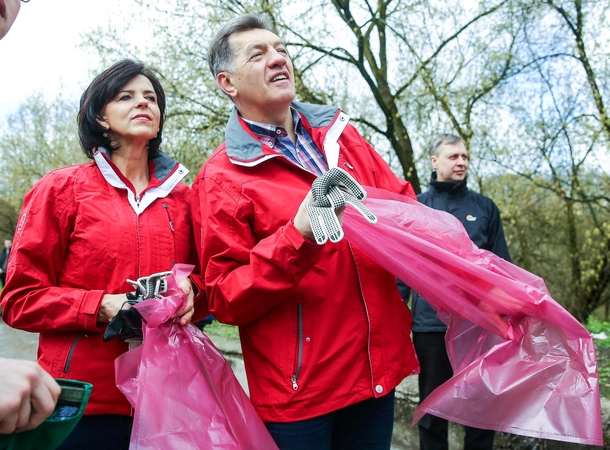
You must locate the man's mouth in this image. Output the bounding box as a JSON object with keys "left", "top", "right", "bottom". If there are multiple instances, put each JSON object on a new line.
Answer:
{"left": 271, "top": 74, "right": 288, "bottom": 82}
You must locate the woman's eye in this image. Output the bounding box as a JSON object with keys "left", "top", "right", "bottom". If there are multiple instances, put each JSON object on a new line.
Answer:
{"left": 119, "top": 95, "right": 131, "bottom": 101}
{"left": 146, "top": 96, "right": 157, "bottom": 102}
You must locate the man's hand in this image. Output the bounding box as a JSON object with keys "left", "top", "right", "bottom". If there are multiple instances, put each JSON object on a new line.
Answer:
{"left": 294, "top": 191, "right": 316, "bottom": 241}
{"left": 0, "top": 359, "right": 61, "bottom": 434}
{"left": 174, "top": 278, "right": 195, "bottom": 326}
{"left": 294, "top": 191, "right": 346, "bottom": 242}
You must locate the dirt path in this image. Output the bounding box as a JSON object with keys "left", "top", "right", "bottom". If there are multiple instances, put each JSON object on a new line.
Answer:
{"left": 0, "top": 318, "right": 38, "bottom": 360}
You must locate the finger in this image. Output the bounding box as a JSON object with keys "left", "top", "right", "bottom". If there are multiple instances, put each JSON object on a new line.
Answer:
{"left": 17, "top": 376, "right": 57, "bottom": 432}
{"left": 174, "top": 296, "right": 194, "bottom": 319}
{"left": 179, "top": 308, "right": 195, "bottom": 326}
{"left": 40, "top": 370, "right": 61, "bottom": 404}
{"left": 0, "top": 397, "right": 21, "bottom": 434}
{"left": 14, "top": 390, "right": 31, "bottom": 432}
{"left": 174, "top": 279, "right": 194, "bottom": 318}
{"left": 178, "top": 279, "right": 192, "bottom": 295}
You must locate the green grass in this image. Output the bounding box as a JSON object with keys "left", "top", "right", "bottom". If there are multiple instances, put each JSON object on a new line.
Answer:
{"left": 585, "top": 316, "right": 610, "bottom": 398}
{"left": 585, "top": 316, "right": 610, "bottom": 347}
{"left": 203, "top": 321, "right": 240, "bottom": 339}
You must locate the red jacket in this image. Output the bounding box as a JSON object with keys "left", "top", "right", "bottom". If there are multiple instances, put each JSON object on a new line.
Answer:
{"left": 1, "top": 149, "right": 195, "bottom": 415}
{"left": 191, "top": 102, "right": 419, "bottom": 422}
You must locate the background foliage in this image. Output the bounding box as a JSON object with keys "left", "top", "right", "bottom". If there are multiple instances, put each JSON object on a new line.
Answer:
{"left": 0, "top": 0, "right": 608, "bottom": 322}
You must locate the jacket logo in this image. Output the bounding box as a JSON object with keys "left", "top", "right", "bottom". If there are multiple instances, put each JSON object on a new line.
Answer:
{"left": 17, "top": 213, "right": 27, "bottom": 233}
{"left": 466, "top": 215, "right": 477, "bottom": 221}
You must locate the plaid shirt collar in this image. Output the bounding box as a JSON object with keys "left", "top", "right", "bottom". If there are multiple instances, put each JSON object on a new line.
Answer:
{"left": 240, "top": 107, "right": 303, "bottom": 149}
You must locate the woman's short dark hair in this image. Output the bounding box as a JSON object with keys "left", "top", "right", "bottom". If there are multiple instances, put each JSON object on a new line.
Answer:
{"left": 78, "top": 59, "right": 166, "bottom": 159}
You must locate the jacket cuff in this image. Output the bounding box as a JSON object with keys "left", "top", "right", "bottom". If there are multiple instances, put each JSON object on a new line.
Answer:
{"left": 189, "top": 274, "right": 205, "bottom": 302}
{"left": 80, "top": 290, "right": 106, "bottom": 332}
{"left": 284, "top": 220, "right": 319, "bottom": 257}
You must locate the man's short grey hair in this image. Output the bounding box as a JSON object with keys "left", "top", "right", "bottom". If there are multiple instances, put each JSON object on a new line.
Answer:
{"left": 428, "top": 133, "right": 465, "bottom": 157}
{"left": 208, "top": 13, "right": 274, "bottom": 79}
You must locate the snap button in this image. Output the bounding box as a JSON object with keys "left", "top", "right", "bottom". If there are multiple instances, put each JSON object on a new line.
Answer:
{"left": 375, "top": 385, "right": 383, "bottom": 394}
{"left": 305, "top": 337, "right": 310, "bottom": 342}
{"left": 178, "top": 169, "right": 184, "bottom": 174}
{"left": 340, "top": 115, "right": 346, "bottom": 121}
{"left": 275, "top": 129, "right": 282, "bottom": 135}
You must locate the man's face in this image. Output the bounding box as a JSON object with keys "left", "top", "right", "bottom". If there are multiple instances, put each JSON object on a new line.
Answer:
{"left": 219, "top": 28, "right": 295, "bottom": 123}
{"left": 431, "top": 141, "right": 469, "bottom": 182}
{"left": 4, "top": 239, "right": 11, "bottom": 249}
{"left": 0, "top": 0, "right": 21, "bottom": 40}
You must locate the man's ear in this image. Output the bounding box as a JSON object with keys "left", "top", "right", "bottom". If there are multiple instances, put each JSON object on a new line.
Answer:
{"left": 430, "top": 155, "right": 438, "bottom": 170}
{"left": 217, "top": 72, "right": 238, "bottom": 100}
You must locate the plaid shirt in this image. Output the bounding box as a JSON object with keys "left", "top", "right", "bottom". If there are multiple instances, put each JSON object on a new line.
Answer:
{"left": 242, "top": 108, "right": 329, "bottom": 176}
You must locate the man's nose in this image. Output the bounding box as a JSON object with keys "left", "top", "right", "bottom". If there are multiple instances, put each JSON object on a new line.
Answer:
{"left": 268, "top": 48, "right": 288, "bottom": 66}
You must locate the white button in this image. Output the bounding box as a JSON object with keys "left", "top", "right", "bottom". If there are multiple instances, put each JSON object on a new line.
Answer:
{"left": 305, "top": 337, "right": 310, "bottom": 342}
{"left": 276, "top": 129, "right": 282, "bottom": 135}
{"left": 375, "top": 385, "right": 383, "bottom": 394}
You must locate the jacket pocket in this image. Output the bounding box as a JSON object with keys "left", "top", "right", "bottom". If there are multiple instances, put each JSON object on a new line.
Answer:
{"left": 291, "top": 303, "right": 303, "bottom": 391}
{"left": 63, "top": 332, "right": 84, "bottom": 374}
{"left": 162, "top": 203, "right": 176, "bottom": 265}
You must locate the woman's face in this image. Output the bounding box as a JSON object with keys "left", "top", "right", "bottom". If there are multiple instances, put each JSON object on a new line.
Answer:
{"left": 0, "top": 0, "right": 21, "bottom": 40}
{"left": 98, "top": 74, "right": 161, "bottom": 149}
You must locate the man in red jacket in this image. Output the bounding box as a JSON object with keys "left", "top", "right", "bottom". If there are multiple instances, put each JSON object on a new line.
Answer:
{"left": 191, "top": 12, "right": 418, "bottom": 450}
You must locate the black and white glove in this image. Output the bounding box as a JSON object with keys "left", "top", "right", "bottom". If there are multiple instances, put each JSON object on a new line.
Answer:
{"left": 305, "top": 167, "right": 377, "bottom": 245}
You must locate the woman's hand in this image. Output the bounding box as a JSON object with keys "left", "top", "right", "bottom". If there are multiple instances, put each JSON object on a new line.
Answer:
{"left": 173, "top": 278, "right": 195, "bottom": 326}
{"left": 98, "top": 294, "right": 131, "bottom": 324}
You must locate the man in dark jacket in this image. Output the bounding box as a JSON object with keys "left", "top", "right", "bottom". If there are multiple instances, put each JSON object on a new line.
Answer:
{"left": 0, "top": 239, "right": 12, "bottom": 287}
{"left": 398, "top": 133, "right": 511, "bottom": 450}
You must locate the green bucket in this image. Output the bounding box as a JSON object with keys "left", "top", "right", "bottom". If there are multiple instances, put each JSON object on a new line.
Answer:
{"left": 0, "top": 379, "right": 92, "bottom": 450}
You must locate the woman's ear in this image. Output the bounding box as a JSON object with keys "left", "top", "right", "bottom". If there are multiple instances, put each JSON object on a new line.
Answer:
{"left": 97, "top": 117, "right": 109, "bottom": 131}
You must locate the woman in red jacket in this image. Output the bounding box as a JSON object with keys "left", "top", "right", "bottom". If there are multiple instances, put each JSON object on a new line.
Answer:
{"left": 0, "top": 60, "right": 198, "bottom": 449}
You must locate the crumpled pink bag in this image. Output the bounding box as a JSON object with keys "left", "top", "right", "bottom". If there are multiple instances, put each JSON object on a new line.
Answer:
{"left": 343, "top": 187, "right": 602, "bottom": 446}
{"left": 115, "top": 264, "right": 279, "bottom": 450}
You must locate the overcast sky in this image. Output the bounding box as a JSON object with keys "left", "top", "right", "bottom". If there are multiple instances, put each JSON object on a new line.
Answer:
{"left": 0, "top": 0, "right": 150, "bottom": 119}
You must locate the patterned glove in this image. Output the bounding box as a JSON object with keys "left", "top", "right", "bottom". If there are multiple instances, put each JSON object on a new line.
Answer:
{"left": 305, "top": 167, "right": 377, "bottom": 245}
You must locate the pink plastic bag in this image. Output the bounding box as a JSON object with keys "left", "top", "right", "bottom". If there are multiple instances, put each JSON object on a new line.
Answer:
{"left": 115, "top": 264, "right": 279, "bottom": 450}
{"left": 343, "top": 187, "right": 603, "bottom": 446}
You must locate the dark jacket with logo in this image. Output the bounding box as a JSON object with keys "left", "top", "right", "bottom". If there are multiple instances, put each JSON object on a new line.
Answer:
{"left": 398, "top": 172, "right": 511, "bottom": 332}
